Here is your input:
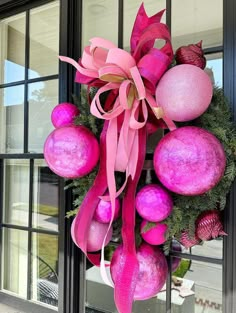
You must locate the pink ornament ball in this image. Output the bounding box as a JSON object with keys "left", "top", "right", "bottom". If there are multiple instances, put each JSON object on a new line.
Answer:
{"left": 155, "top": 64, "right": 213, "bottom": 121}
{"left": 140, "top": 220, "right": 168, "bottom": 245}
{"left": 110, "top": 243, "right": 168, "bottom": 300}
{"left": 51, "top": 102, "right": 80, "bottom": 128}
{"left": 136, "top": 184, "right": 173, "bottom": 222}
{"left": 94, "top": 197, "right": 120, "bottom": 223}
{"left": 154, "top": 126, "right": 226, "bottom": 195}
{"left": 87, "top": 220, "right": 113, "bottom": 252}
{"left": 44, "top": 125, "right": 99, "bottom": 178}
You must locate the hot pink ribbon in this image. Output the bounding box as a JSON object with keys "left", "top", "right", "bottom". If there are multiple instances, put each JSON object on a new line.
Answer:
{"left": 60, "top": 5, "right": 175, "bottom": 313}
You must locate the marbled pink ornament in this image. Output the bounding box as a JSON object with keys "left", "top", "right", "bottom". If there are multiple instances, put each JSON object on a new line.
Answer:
{"left": 110, "top": 243, "right": 168, "bottom": 300}
{"left": 87, "top": 220, "right": 113, "bottom": 252}
{"left": 136, "top": 184, "right": 173, "bottom": 222}
{"left": 155, "top": 64, "right": 213, "bottom": 121}
{"left": 51, "top": 102, "right": 80, "bottom": 128}
{"left": 154, "top": 126, "right": 226, "bottom": 195}
{"left": 94, "top": 197, "right": 120, "bottom": 223}
{"left": 44, "top": 125, "right": 99, "bottom": 178}
{"left": 140, "top": 220, "right": 168, "bottom": 245}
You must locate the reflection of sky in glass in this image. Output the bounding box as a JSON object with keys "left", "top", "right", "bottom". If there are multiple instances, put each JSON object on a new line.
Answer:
{"left": 206, "top": 58, "right": 222, "bottom": 87}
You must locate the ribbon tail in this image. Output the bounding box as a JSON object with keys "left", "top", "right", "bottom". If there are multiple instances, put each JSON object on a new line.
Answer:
{"left": 114, "top": 126, "right": 147, "bottom": 313}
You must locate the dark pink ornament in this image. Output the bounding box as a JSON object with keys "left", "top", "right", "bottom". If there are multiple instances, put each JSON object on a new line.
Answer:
{"left": 195, "top": 210, "right": 227, "bottom": 241}
{"left": 87, "top": 220, "right": 112, "bottom": 252}
{"left": 175, "top": 41, "right": 206, "bottom": 69}
{"left": 171, "top": 239, "right": 182, "bottom": 272}
{"left": 51, "top": 102, "right": 80, "bottom": 128}
{"left": 154, "top": 126, "right": 226, "bottom": 195}
{"left": 180, "top": 230, "right": 201, "bottom": 248}
{"left": 155, "top": 64, "right": 213, "bottom": 121}
{"left": 44, "top": 125, "right": 99, "bottom": 178}
{"left": 110, "top": 243, "right": 168, "bottom": 300}
{"left": 140, "top": 220, "right": 168, "bottom": 245}
{"left": 94, "top": 197, "right": 120, "bottom": 223}
{"left": 135, "top": 184, "right": 173, "bottom": 222}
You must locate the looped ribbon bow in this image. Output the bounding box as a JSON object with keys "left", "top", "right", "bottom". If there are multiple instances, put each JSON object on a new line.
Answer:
{"left": 60, "top": 4, "right": 176, "bottom": 313}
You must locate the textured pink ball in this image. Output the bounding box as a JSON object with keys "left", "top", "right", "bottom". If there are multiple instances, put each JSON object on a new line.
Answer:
{"left": 94, "top": 197, "right": 120, "bottom": 223}
{"left": 154, "top": 126, "right": 226, "bottom": 195}
{"left": 87, "top": 220, "right": 113, "bottom": 252}
{"left": 110, "top": 243, "right": 168, "bottom": 300}
{"left": 51, "top": 102, "right": 80, "bottom": 128}
{"left": 44, "top": 125, "right": 99, "bottom": 178}
{"left": 140, "top": 220, "right": 168, "bottom": 245}
{"left": 155, "top": 64, "right": 213, "bottom": 121}
{"left": 136, "top": 184, "right": 173, "bottom": 222}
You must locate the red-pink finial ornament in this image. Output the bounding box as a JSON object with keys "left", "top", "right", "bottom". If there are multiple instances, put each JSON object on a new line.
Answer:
{"left": 180, "top": 230, "right": 201, "bottom": 248}
{"left": 51, "top": 102, "right": 80, "bottom": 128}
{"left": 175, "top": 41, "right": 206, "bottom": 69}
{"left": 111, "top": 243, "right": 168, "bottom": 300}
{"left": 44, "top": 125, "right": 99, "bottom": 179}
{"left": 154, "top": 126, "right": 226, "bottom": 196}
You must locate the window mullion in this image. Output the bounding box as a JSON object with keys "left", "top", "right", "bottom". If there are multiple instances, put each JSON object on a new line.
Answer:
{"left": 24, "top": 9, "right": 30, "bottom": 153}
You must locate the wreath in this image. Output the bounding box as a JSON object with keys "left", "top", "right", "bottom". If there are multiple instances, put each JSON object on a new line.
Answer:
{"left": 43, "top": 4, "right": 236, "bottom": 313}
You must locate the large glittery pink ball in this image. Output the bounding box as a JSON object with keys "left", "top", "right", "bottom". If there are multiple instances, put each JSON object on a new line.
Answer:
{"left": 154, "top": 126, "right": 226, "bottom": 195}
{"left": 136, "top": 184, "right": 173, "bottom": 222}
{"left": 110, "top": 243, "right": 168, "bottom": 300}
{"left": 140, "top": 221, "right": 168, "bottom": 245}
{"left": 87, "top": 220, "right": 113, "bottom": 252}
{"left": 155, "top": 64, "right": 213, "bottom": 121}
{"left": 51, "top": 102, "right": 80, "bottom": 128}
{"left": 94, "top": 197, "right": 120, "bottom": 223}
{"left": 44, "top": 125, "right": 99, "bottom": 178}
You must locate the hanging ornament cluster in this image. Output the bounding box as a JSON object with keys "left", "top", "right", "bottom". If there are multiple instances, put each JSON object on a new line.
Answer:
{"left": 43, "top": 4, "right": 236, "bottom": 313}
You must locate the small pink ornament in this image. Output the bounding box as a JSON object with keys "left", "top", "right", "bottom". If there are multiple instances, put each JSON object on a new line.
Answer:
{"left": 136, "top": 184, "right": 173, "bottom": 222}
{"left": 154, "top": 126, "right": 226, "bottom": 195}
{"left": 180, "top": 230, "right": 201, "bottom": 248}
{"left": 110, "top": 243, "right": 168, "bottom": 300}
{"left": 195, "top": 210, "right": 227, "bottom": 241}
{"left": 51, "top": 102, "right": 80, "bottom": 128}
{"left": 140, "top": 220, "right": 168, "bottom": 245}
{"left": 44, "top": 125, "right": 99, "bottom": 178}
{"left": 94, "top": 196, "right": 120, "bottom": 223}
{"left": 87, "top": 220, "right": 112, "bottom": 252}
{"left": 155, "top": 64, "right": 213, "bottom": 121}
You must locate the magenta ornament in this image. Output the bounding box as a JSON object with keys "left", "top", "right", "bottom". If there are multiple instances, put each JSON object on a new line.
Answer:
{"left": 154, "top": 126, "right": 226, "bottom": 195}
{"left": 94, "top": 196, "right": 121, "bottom": 223}
{"left": 110, "top": 243, "right": 168, "bottom": 300}
{"left": 51, "top": 102, "right": 80, "bottom": 128}
{"left": 180, "top": 230, "right": 201, "bottom": 248}
{"left": 155, "top": 64, "right": 213, "bottom": 122}
{"left": 87, "top": 220, "right": 112, "bottom": 252}
{"left": 44, "top": 125, "right": 99, "bottom": 178}
{"left": 136, "top": 184, "right": 173, "bottom": 222}
{"left": 140, "top": 220, "right": 168, "bottom": 245}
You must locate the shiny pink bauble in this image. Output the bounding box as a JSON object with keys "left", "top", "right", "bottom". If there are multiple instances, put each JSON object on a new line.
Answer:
{"left": 94, "top": 197, "right": 120, "bottom": 223}
{"left": 110, "top": 243, "right": 168, "bottom": 300}
{"left": 140, "top": 221, "right": 168, "bottom": 245}
{"left": 44, "top": 125, "right": 99, "bottom": 178}
{"left": 87, "top": 220, "right": 113, "bottom": 252}
{"left": 154, "top": 126, "right": 226, "bottom": 195}
{"left": 51, "top": 102, "right": 80, "bottom": 128}
{"left": 155, "top": 64, "right": 213, "bottom": 121}
{"left": 136, "top": 184, "right": 173, "bottom": 222}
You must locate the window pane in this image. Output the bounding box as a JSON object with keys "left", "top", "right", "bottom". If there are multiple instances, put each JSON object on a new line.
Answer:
{"left": 32, "top": 233, "right": 58, "bottom": 307}
{"left": 2, "top": 228, "right": 28, "bottom": 298}
{"left": 172, "top": 0, "right": 223, "bottom": 50}
{"left": 123, "top": 0, "right": 166, "bottom": 50}
{"left": 206, "top": 53, "right": 222, "bottom": 88}
{"left": 82, "top": 0, "right": 119, "bottom": 49}
{"left": 171, "top": 258, "right": 222, "bottom": 313}
{"left": 29, "top": 1, "right": 59, "bottom": 79}
{"left": 0, "top": 13, "right": 25, "bottom": 84}
{"left": 33, "top": 160, "right": 59, "bottom": 231}
{"left": 28, "top": 79, "right": 58, "bottom": 153}
{"left": 0, "top": 85, "right": 24, "bottom": 153}
{"left": 184, "top": 239, "right": 223, "bottom": 260}
{"left": 3, "top": 159, "right": 29, "bottom": 226}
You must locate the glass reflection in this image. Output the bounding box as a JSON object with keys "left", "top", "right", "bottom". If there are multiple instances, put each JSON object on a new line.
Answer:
{"left": 206, "top": 53, "right": 222, "bottom": 88}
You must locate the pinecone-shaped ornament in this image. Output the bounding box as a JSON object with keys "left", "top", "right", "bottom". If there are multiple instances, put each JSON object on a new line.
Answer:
{"left": 175, "top": 41, "right": 206, "bottom": 69}
{"left": 180, "top": 230, "right": 201, "bottom": 248}
{"left": 195, "top": 210, "right": 227, "bottom": 241}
